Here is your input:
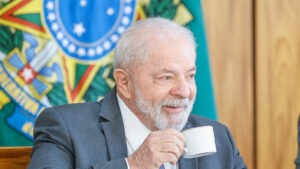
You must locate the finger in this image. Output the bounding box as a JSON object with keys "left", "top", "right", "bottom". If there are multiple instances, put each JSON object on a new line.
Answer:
{"left": 156, "top": 142, "right": 182, "bottom": 159}
{"left": 158, "top": 128, "right": 185, "bottom": 143}
{"left": 148, "top": 130, "right": 183, "bottom": 145}
{"left": 156, "top": 134, "right": 184, "bottom": 155}
{"left": 149, "top": 129, "right": 185, "bottom": 155}
{"left": 158, "top": 151, "right": 178, "bottom": 165}
{"left": 152, "top": 129, "right": 185, "bottom": 148}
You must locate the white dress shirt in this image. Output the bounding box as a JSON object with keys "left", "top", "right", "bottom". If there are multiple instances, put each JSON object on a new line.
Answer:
{"left": 117, "top": 94, "right": 178, "bottom": 169}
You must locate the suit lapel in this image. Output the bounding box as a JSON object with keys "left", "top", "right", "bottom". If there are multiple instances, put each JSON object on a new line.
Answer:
{"left": 101, "top": 119, "right": 128, "bottom": 159}
{"left": 99, "top": 87, "right": 128, "bottom": 160}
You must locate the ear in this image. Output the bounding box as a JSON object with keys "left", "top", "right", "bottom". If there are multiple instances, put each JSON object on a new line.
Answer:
{"left": 113, "top": 69, "right": 133, "bottom": 99}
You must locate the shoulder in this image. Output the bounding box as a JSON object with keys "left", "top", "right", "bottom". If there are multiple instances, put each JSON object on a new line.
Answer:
{"left": 48, "top": 101, "right": 101, "bottom": 114}
{"left": 37, "top": 102, "right": 102, "bottom": 126}
{"left": 34, "top": 102, "right": 105, "bottom": 144}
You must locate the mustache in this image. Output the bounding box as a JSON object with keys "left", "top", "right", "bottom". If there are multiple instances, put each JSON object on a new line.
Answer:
{"left": 160, "top": 98, "right": 190, "bottom": 108}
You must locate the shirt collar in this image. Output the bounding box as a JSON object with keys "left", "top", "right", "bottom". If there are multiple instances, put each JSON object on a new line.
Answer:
{"left": 117, "top": 93, "right": 151, "bottom": 152}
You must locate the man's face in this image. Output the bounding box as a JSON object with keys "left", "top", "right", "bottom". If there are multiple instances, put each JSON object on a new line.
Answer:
{"left": 131, "top": 36, "right": 197, "bottom": 131}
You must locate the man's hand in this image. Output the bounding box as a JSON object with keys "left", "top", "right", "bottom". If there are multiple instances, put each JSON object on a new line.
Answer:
{"left": 127, "top": 128, "right": 185, "bottom": 169}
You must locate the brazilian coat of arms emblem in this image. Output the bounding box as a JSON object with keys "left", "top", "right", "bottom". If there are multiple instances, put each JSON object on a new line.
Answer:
{"left": 0, "top": 0, "right": 192, "bottom": 142}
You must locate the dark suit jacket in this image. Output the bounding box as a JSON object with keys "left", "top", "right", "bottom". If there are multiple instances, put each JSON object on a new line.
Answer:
{"left": 27, "top": 88, "right": 247, "bottom": 169}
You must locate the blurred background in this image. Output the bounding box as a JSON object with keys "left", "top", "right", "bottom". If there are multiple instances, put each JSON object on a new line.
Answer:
{"left": 202, "top": 0, "right": 300, "bottom": 169}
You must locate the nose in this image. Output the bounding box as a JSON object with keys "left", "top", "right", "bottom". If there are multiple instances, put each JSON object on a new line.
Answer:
{"left": 170, "top": 80, "right": 190, "bottom": 99}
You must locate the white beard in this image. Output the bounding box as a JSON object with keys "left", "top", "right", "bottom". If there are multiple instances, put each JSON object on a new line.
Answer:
{"left": 134, "top": 86, "right": 194, "bottom": 131}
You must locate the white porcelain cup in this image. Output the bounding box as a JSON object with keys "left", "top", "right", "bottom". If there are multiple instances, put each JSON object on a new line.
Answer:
{"left": 182, "top": 126, "right": 217, "bottom": 158}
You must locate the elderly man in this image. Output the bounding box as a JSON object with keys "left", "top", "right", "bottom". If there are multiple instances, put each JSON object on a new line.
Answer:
{"left": 27, "top": 18, "right": 247, "bottom": 169}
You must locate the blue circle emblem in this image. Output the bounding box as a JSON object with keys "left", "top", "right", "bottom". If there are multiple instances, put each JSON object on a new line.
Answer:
{"left": 43, "top": 0, "right": 136, "bottom": 61}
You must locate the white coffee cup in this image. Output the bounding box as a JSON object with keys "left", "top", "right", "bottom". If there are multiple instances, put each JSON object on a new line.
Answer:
{"left": 182, "top": 126, "right": 217, "bottom": 158}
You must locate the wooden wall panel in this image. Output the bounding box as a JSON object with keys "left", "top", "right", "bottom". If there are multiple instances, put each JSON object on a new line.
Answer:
{"left": 256, "top": 0, "right": 300, "bottom": 169}
{"left": 201, "top": 1, "right": 254, "bottom": 169}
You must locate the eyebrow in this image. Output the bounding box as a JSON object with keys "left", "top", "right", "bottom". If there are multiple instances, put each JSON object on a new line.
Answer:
{"left": 159, "top": 67, "right": 197, "bottom": 74}
{"left": 188, "top": 67, "right": 197, "bottom": 72}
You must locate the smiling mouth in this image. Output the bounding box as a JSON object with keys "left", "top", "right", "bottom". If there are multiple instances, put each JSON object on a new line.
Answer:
{"left": 162, "top": 106, "right": 184, "bottom": 114}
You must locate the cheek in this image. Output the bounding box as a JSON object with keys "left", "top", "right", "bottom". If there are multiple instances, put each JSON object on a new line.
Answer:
{"left": 152, "top": 91, "right": 169, "bottom": 103}
{"left": 190, "top": 84, "right": 197, "bottom": 100}
{"left": 137, "top": 86, "right": 164, "bottom": 102}
{"left": 146, "top": 89, "right": 170, "bottom": 105}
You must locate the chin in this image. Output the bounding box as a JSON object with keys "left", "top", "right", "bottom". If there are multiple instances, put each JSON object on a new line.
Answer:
{"left": 169, "top": 118, "right": 183, "bottom": 126}
{"left": 167, "top": 112, "right": 188, "bottom": 127}
{"left": 170, "top": 122, "right": 185, "bottom": 130}
{"left": 155, "top": 114, "right": 188, "bottom": 131}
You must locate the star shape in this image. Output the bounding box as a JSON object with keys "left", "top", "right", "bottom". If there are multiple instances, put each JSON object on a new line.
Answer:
{"left": 21, "top": 67, "right": 34, "bottom": 82}
{"left": 88, "top": 49, "right": 95, "bottom": 57}
{"left": 52, "top": 23, "right": 59, "bottom": 31}
{"left": 57, "top": 32, "right": 63, "bottom": 40}
{"left": 117, "top": 26, "right": 125, "bottom": 34}
{"left": 124, "top": 6, "right": 132, "bottom": 14}
{"left": 68, "top": 44, "right": 76, "bottom": 53}
{"left": 107, "top": 8, "right": 114, "bottom": 16}
{"left": 96, "top": 47, "right": 103, "bottom": 54}
{"left": 78, "top": 48, "right": 86, "bottom": 56}
{"left": 80, "top": 0, "right": 87, "bottom": 7}
{"left": 47, "top": 13, "right": 56, "bottom": 21}
{"left": 122, "top": 17, "right": 129, "bottom": 25}
{"left": 46, "top": 1, "right": 54, "bottom": 10}
{"left": 73, "top": 23, "right": 86, "bottom": 37}
{"left": 111, "top": 35, "right": 119, "bottom": 42}
{"left": 104, "top": 41, "right": 111, "bottom": 50}
{"left": 62, "top": 39, "right": 69, "bottom": 47}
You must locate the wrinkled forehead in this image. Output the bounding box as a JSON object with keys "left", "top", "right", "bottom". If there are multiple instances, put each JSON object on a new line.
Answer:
{"left": 137, "top": 42, "right": 195, "bottom": 74}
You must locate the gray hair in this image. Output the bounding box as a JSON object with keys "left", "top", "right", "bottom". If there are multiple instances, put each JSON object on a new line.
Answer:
{"left": 113, "top": 17, "right": 196, "bottom": 70}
